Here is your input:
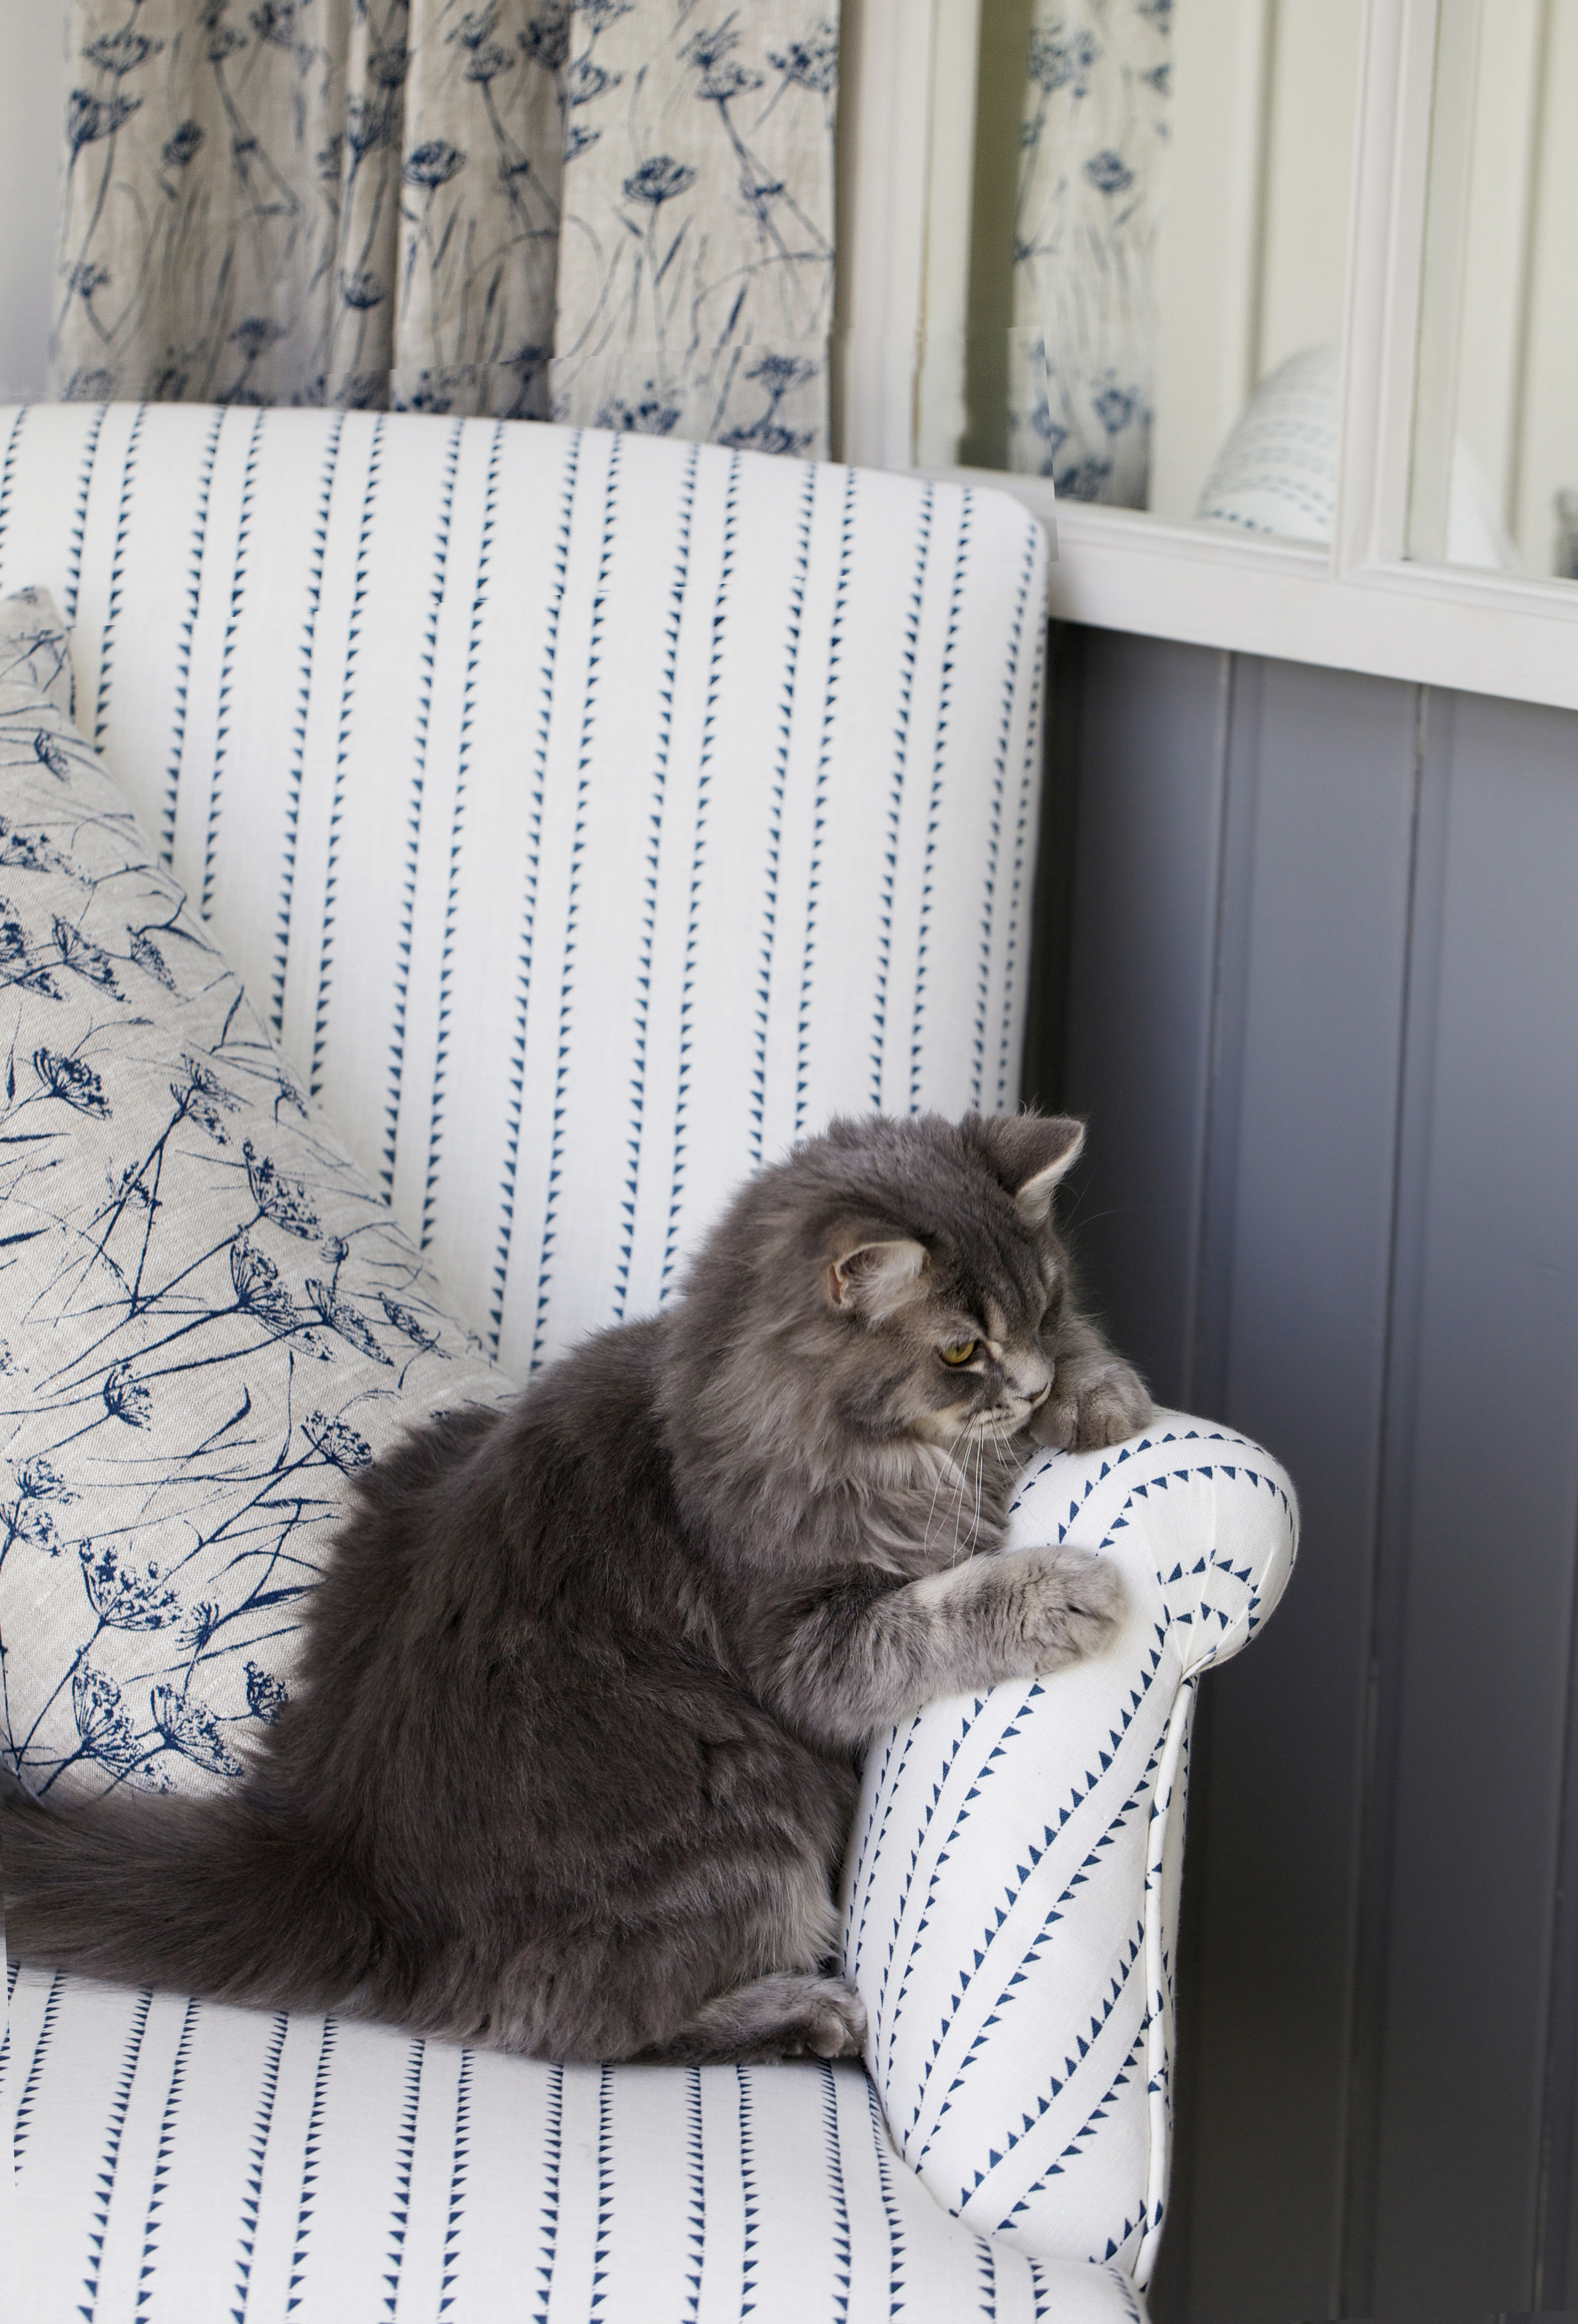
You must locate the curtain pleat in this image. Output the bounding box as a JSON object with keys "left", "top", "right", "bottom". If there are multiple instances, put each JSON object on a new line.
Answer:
{"left": 49, "top": 0, "right": 836, "bottom": 454}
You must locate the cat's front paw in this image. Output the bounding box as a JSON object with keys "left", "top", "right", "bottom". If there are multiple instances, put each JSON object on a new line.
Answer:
{"left": 1042, "top": 1360, "right": 1153, "bottom": 1452}
{"left": 1002, "top": 1544, "right": 1127, "bottom": 1671}
{"left": 776, "top": 1977, "right": 868, "bottom": 2060}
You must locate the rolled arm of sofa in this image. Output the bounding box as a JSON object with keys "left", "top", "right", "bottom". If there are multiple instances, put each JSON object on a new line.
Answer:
{"left": 839, "top": 1415, "right": 1298, "bottom": 2289}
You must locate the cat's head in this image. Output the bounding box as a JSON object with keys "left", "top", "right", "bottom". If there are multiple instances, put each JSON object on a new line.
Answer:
{"left": 673, "top": 1111, "right": 1087, "bottom": 1472}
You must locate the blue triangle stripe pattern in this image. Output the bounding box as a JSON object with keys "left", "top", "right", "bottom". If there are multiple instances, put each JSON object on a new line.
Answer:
{"left": 3, "top": 1955, "right": 1162, "bottom": 2323}
{"left": 0, "top": 403, "right": 1047, "bottom": 1376}
{"left": 841, "top": 1418, "right": 1296, "bottom": 2287}
{"left": 133, "top": 1996, "right": 198, "bottom": 2315}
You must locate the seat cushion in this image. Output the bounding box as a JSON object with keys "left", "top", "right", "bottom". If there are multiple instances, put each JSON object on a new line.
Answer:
{"left": 4, "top": 1957, "right": 1150, "bottom": 2324}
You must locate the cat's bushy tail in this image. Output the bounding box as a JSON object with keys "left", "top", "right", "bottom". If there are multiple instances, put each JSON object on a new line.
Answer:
{"left": 1, "top": 1789, "right": 376, "bottom": 2008}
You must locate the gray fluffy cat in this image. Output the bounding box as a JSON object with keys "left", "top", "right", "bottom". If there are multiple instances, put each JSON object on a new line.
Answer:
{"left": 4, "top": 1110, "right": 1150, "bottom": 2064}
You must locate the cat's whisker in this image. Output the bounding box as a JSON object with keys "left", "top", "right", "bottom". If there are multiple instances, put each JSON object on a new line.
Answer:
{"left": 923, "top": 1424, "right": 968, "bottom": 1556}
{"left": 961, "top": 1439, "right": 986, "bottom": 1568}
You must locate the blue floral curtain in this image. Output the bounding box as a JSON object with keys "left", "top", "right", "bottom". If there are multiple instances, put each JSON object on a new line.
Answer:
{"left": 49, "top": 1, "right": 838, "bottom": 455}
{"left": 1007, "top": 0, "right": 1172, "bottom": 504}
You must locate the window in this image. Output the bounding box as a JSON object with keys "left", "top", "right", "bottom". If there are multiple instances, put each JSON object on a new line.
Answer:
{"left": 834, "top": 0, "right": 1578, "bottom": 712}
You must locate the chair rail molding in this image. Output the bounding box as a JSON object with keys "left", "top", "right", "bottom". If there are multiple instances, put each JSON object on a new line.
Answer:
{"left": 835, "top": 0, "right": 1578, "bottom": 714}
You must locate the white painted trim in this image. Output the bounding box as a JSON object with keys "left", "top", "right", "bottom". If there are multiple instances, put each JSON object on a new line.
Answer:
{"left": 844, "top": 0, "right": 1578, "bottom": 710}
{"left": 1333, "top": 0, "right": 1442, "bottom": 576}
{"left": 832, "top": 0, "right": 937, "bottom": 472}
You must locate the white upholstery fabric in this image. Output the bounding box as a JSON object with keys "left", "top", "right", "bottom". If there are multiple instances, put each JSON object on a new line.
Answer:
{"left": 4, "top": 1945, "right": 1151, "bottom": 2324}
{"left": 846, "top": 1420, "right": 1295, "bottom": 2284}
{"left": 0, "top": 402, "right": 1299, "bottom": 2319}
{"left": 0, "top": 403, "right": 1047, "bottom": 1376}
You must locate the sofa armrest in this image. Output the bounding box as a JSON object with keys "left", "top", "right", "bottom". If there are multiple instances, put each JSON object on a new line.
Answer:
{"left": 839, "top": 1414, "right": 1297, "bottom": 2287}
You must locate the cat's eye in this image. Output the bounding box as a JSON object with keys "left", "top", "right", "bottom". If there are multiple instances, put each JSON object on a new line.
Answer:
{"left": 939, "top": 1340, "right": 978, "bottom": 1367}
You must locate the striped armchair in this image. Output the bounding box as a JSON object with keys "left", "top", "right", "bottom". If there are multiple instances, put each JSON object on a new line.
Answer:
{"left": 0, "top": 402, "right": 1295, "bottom": 2324}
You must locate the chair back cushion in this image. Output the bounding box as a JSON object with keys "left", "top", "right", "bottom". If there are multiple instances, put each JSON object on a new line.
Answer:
{"left": 0, "top": 405, "right": 1047, "bottom": 1371}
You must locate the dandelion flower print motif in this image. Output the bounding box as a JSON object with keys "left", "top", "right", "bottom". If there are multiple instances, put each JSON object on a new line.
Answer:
{"left": 623, "top": 157, "right": 696, "bottom": 208}
{"left": 230, "top": 1235, "right": 299, "bottom": 1334}
{"left": 0, "top": 900, "right": 56, "bottom": 996}
{"left": 368, "top": 42, "right": 410, "bottom": 88}
{"left": 305, "top": 1280, "right": 391, "bottom": 1365}
{"left": 768, "top": 29, "right": 839, "bottom": 95}
{"left": 178, "top": 1055, "right": 242, "bottom": 1143}
{"left": 79, "top": 1542, "right": 181, "bottom": 1631}
{"left": 4, "top": 1458, "right": 74, "bottom": 1558}
{"left": 66, "top": 88, "right": 141, "bottom": 156}
{"left": 249, "top": 1, "right": 297, "bottom": 51}
{"left": 377, "top": 1294, "right": 443, "bottom": 1355}
{"left": 83, "top": 28, "right": 160, "bottom": 76}
{"left": 567, "top": 56, "right": 620, "bottom": 105}
{"left": 463, "top": 42, "right": 513, "bottom": 83}
{"left": 273, "top": 1069, "right": 310, "bottom": 1121}
{"left": 52, "top": 917, "right": 120, "bottom": 992}
{"left": 71, "top": 1662, "right": 143, "bottom": 1773}
{"left": 160, "top": 119, "right": 203, "bottom": 169}
{"left": 150, "top": 1685, "right": 244, "bottom": 1779}
{"left": 243, "top": 1142, "right": 319, "bottom": 1238}
{"left": 1028, "top": 28, "right": 1096, "bottom": 97}
{"left": 245, "top": 1660, "right": 289, "bottom": 1722}
{"left": 34, "top": 1047, "right": 110, "bottom": 1115}
{"left": 519, "top": 9, "right": 571, "bottom": 72}
{"left": 403, "top": 141, "right": 467, "bottom": 190}
{"left": 684, "top": 25, "right": 763, "bottom": 104}
{"left": 302, "top": 1409, "right": 373, "bottom": 1471}
{"left": 1085, "top": 150, "right": 1136, "bottom": 197}
{"left": 16, "top": 1456, "right": 76, "bottom": 1505}
{"left": 129, "top": 931, "right": 176, "bottom": 989}
{"left": 1093, "top": 384, "right": 1137, "bottom": 436}
{"left": 596, "top": 393, "right": 681, "bottom": 436}
{"left": 102, "top": 1363, "right": 152, "bottom": 1428}
{"left": 33, "top": 732, "right": 71, "bottom": 781}
{"left": 179, "top": 1600, "right": 220, "bottom": 1654}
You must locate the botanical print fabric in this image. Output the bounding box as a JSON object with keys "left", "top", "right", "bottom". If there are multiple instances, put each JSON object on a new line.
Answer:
{"left": 0, "top": 588, "right": 503, "bottom": 1806}
{"left": 550, "top": 7, "right": 837, "bottom": 457}
{"left": 1008, "top": 0, "right": 1173, "bottom": 504}
{"left": 49, "top": 0, "right": 837, "bottom": 454}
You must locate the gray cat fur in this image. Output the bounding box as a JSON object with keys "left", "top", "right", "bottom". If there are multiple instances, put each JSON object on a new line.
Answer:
{"left": 3, "top": 1110, "right": 1151, "bottom": 2065}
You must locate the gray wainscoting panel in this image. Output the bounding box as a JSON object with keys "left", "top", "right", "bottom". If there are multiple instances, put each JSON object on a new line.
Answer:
{"left": 1056, "top": 628, "right": 1230, "bottom": 1394}
{"left": 1186, "top": 658, "right": 1421, "bottom": 2324}
{"left": 1367, "top": 693, "right": 1578, "bottom": 2315}
{"left": 1039, "top": 628, "right": 1578, "bottom": 2323}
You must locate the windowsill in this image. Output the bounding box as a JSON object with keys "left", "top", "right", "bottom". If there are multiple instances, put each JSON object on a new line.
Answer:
{"left": 922, "top": 475, "right": 1578, "bottom": 715}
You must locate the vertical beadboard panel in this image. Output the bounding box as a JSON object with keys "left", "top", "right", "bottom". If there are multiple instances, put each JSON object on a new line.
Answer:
{"left": 1184, "top": 658, "right": 1420, "bottom": 2324}
{"left": 1057, "top": 627, "right": 1232, "bottom": 1403}
{"left": 1367, "top": 690, "right": 1578, "bottom": 2316}
{"left": 1053, "top": 629, "right": 1578, "bottom": 2323}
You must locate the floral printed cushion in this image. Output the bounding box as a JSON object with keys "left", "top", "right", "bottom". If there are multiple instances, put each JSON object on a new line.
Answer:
{"left": 0, "top": 588, "right": 505, "bottom": 1806}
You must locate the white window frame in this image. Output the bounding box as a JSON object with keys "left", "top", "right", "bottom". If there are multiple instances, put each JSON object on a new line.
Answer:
{"left": 835, "top": 0, "right": 1578, "bottom": 713}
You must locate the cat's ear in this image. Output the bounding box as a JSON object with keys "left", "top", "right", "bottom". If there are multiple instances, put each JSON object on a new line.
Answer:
{"left": 826, "top": 1237, "right": 930, "bottom": 1321}
{"left": 978, "top": 1111, "right": 1086, "bottom": 1225}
